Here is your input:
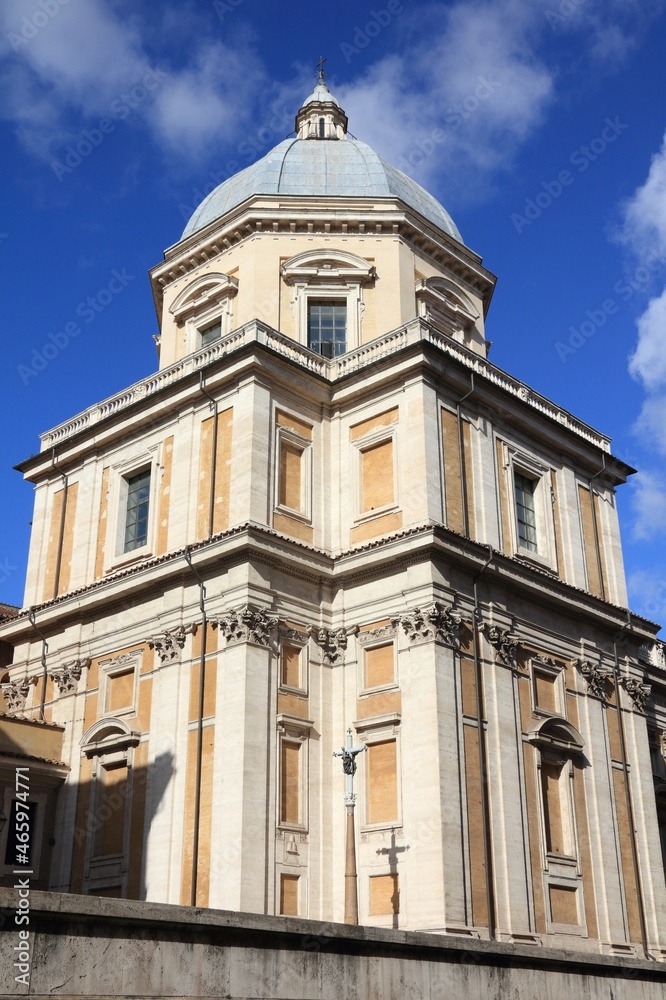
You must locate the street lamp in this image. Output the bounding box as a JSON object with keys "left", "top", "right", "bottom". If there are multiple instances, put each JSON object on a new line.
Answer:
{"left": 333, "top": 727, "right": 366, "bottom": 924}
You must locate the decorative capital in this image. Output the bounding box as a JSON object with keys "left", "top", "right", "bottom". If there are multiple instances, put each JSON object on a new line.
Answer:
{"left": 148, "top": 624, "right": 196, "bottom": 663}
{"left": 1, "top": 677, "right": 32, "bottom": 713}
{"left": 621, "top": 676, "right": 652, "bottom": 714}
{"left": 393, "top": 602, "right": 463, "bottom": 647}
{"left": 482, "top": 624, "right": 520, "bottom": 669}
{"left": 574, "top": 659, "right": 612, "bottom": 700}
{"left": 309, "top": 626, "right": 356, "bottom": 664}
{"left": 216, "top": 605, "right": 276, "bottom": 647}
{"left": 48, "top": 657, "right": 90, "bottom": 695}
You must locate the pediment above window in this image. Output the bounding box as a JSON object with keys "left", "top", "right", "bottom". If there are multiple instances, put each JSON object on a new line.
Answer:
{"left": 415, "top": 277, "right": 478, "bottom": 335}
{"left": 169, "top": 272, "right": 239, "bottom": 323}
{"left": 80, "top": 717, "right": 141, "bottom": 757}
{"left": 526, "top": 717, "right": 584, "bottom": 755}
{"left": 281, "top": 249, "right": 375, "bottom": 286}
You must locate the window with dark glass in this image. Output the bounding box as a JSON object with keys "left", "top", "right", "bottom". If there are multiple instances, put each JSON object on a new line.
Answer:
{"left": 318, "top": 117, "right": 325, "bottom": 138}
{"left": 514, "top": 472, "right": 538, "bottom": 552}
{"left": 307, "top": 300, "right": 346, "bottom": 358}
{"left": 124, "top": 469, "right": 151, "bottom": 552}
{"left": 200, "top": 320, "right": 221, "bottom": 347}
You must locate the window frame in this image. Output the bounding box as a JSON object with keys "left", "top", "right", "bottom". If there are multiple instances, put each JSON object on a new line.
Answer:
{"left": 276, "top": 718, "right": 311, "bottom": 834}
{"left": 352, "top": 425, "right": 400, "bottom": 525}
{"left": 99, "top": 649, "right": 142, "bottom": 719}
{"left": 281, "top": 249, "right": 376, "bottom": 356}
{"left": 501, "top": 442, "right": 557, "bottom": 572}
{"left": 274, "top": 425, "right": 313, "bottom": 524}
{"left": 355, "top": 716, "right": 402, "bottom": 833}
{"left": 168, "top": 272, "right": 238, "bottom": 356}
{"left": 306, "top": 298, "right": 348, "bottom": 358}
{"left": 105, "top": 449, "right": 158, "bottom": 571}
{"left": 358, "top": 637, "right": 398, "bottom": 696}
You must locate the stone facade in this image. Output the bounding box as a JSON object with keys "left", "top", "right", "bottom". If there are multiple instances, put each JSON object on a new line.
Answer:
{"left": 0, "top": 80, "right": 665, "bottom": 965}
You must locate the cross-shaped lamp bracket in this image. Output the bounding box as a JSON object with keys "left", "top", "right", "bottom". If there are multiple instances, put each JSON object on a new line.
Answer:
{"left": 333, "top": 727, "right": 366, "bottom": 803}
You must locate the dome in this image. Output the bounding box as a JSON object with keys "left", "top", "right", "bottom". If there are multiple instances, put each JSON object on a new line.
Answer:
{"left": 181, "top": 83, "right": 462, "bottom": 244}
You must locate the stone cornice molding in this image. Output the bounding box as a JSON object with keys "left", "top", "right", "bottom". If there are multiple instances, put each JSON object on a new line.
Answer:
{"left": 309, "top": 626, "right": 357, "bottom": 664}
{"left": 278, "top": 623, "right": 310, "bottom": 646}
{"left": 48, "top": 657, "right": 91, "bottom": 695}
{"left": 355, "top": 622, "right": 397, "bottom": 646}
{"left": 148, "top": 624, "right": 197, "bottom": 663}
{"left": 482, "top": 624, "right": 520, "bottom": 669}
{"left": 393, "top": 602, "right": 463, "bottom": 648}
{"left": 574, "top": 659, "right": 612, "bottom": 700}
{"left": 620, "top": 676, "right": 652, "bottom": 714}
{"left": 1, "top": 677, "right": 33, "bottom": 713}
{"left": 216, "top": 605, "right": 277, "bottom": 647}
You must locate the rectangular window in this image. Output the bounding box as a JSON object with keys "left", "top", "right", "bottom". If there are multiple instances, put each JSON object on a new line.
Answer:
{"left": 280, "top": 740, "right": 301, "bottom": 826}
{"left": 93, "top": 763, "right": 128, "bottom": 858}
{"left": 361, "top": 440, "right": 394, "bottom": 513}
{"left": 514, "top": 472, "right": 538, "bottom": 553}
{"left": 281, "top": 644, "right": 302, "bottom": 689}
{"left": 106, "top": 668, "right": 135, "bottom": 714}
{"left": 279, "top": 441, "right": 304, "bottom": 511}
{"left": 124, "top": 469, "right": 151, "bottom": 552}
{"left": 364, "top": 642, "right": 395, "bottom": 689}
{"left": 541, "top": 760, "right": 571, "bottom": 855}
{"left": 200, "top": 320, "right": 221, "bottom": 347}
{"left": 367, "top": 739, "right": 398, "bottom": 825}
{"left": 369, "top": 873, "right": 399, "bottom": 915}
{"left": 533, "top": 668, "right": 558, "bottom": 715}
{"left": 307, "top": 300, "right": 346, "bottom": 358}
{"left": 280, "top": 874, "right": 300, "bottom": 915}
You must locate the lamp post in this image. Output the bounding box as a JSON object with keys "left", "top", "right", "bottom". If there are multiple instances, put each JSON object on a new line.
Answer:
{"left": 333, "top": 728, "right": 366, "bottom": 924}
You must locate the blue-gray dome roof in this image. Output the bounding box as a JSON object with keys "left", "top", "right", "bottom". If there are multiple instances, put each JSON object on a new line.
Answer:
{"left": 182, "top": 137, "right": 462, "bottom": 243}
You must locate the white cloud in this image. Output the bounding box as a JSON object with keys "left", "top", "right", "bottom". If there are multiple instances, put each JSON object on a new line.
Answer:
{"left": 622, "top": 132, "right": 666, "bottom": 256}
{"left": 633, "top": 394, "right": 666, "bottom": 455}
{"left": 0, "top": 0, "right": 267, "bottom": 160}
{"left": 630, "top": 470, "right": 666, "bottom": 540}
{"left": 336, "top": 1, "right": 554, "bottom": 198}
{"left": 628, "top": 287, "right": 666, "bottom": 391}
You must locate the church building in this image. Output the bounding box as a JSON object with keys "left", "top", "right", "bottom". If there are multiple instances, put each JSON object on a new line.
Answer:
{"left": 2, "top": 74, "right": 666, "bottom": 961}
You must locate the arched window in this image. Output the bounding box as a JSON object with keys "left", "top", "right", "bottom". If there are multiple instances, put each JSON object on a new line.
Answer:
{"left": 318, "top": 117, "right": 325, "bottom": 138}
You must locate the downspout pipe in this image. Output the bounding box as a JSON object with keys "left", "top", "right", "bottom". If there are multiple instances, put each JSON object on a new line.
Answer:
{"left": 51, "top": 450, "right": 68, "bottom": 599}
{"left": 471, "top": 543, "right": 497, "bottom": 939}
{"left": 184, "top": 545, "right": 207, "bottom": 907}
{"left": 457, "top": 374, "right": 475, "bottom": 538}
{"left": 588, "top": 453, "right": 607, "bottom": 602}
{"left": 199, "top": 372, "right": 218, "bottom": 538}
{"left": 27, "top": 607, "right": 49, "bottom": 722}
{"left": 612, "top": 611, "right": 651, "bottom": 958}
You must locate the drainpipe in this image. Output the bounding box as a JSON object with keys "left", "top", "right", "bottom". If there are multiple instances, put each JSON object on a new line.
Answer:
{"left": 184, "top": 546, "right": 207, "bottom": 907}
{"left": 457, "top": 374, "right": 475, "bottom": 538}
{"left": 612, "top": 611, "right": 651, "bottom": 958}
{"left": 588, "top": 453, "right": 607, "bottom": 602}
{"left": 50, "top": 450, "right": 68, "bottom": 599}
{"left": 471, "top": 543, "right": 497, "bottom": 939}
{"left": 27, "top": 607, "right": 49, "bottom": 722}
{"left": 199, "top": 372, "right": 218, "bottom": 538}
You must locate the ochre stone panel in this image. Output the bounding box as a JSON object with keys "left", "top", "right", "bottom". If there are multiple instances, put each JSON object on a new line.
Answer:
{"left": 367, "top": 739, "right": 398, "bottom": 825}
{"left": 370, "top": 873, "right": 399, "bottom": 915}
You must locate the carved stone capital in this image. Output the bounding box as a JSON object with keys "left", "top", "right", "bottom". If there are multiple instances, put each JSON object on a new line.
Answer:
{"left": 482, "top": 624, "right": 520, "bottom": 668}
{"left": 309, "top": 626, "right": 356, "bottom": 664}
{"left": 621, "top": 676, "right": 652, "bottom": 714}
{"left": 1, "top": 677, "right": 32, "bottom": 713}
{"left": 393, "top": 602, "right": 463, "bottom": 647}
{"left": 48, "top": 657, "right": 90, "bottom": 695}
{"left": 216, "top": 605, "right": 276, "bottom": 647}
{"left": 148, "top": 624, "right": 196, "bottom": 663}
{"left": 574, "top": 659, "right": 612, "bottom": 700}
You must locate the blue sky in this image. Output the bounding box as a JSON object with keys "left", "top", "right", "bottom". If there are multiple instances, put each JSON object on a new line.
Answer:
{"left": 1, "top": 0, "right": 665, "bottom": 630}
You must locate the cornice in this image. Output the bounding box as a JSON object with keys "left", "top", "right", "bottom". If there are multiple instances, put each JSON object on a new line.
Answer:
{"left": 152, "top": 195, "right": 495, "bottom": 316}
{"left": 0, "top": 522, "right": 658, "bottom": 647}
